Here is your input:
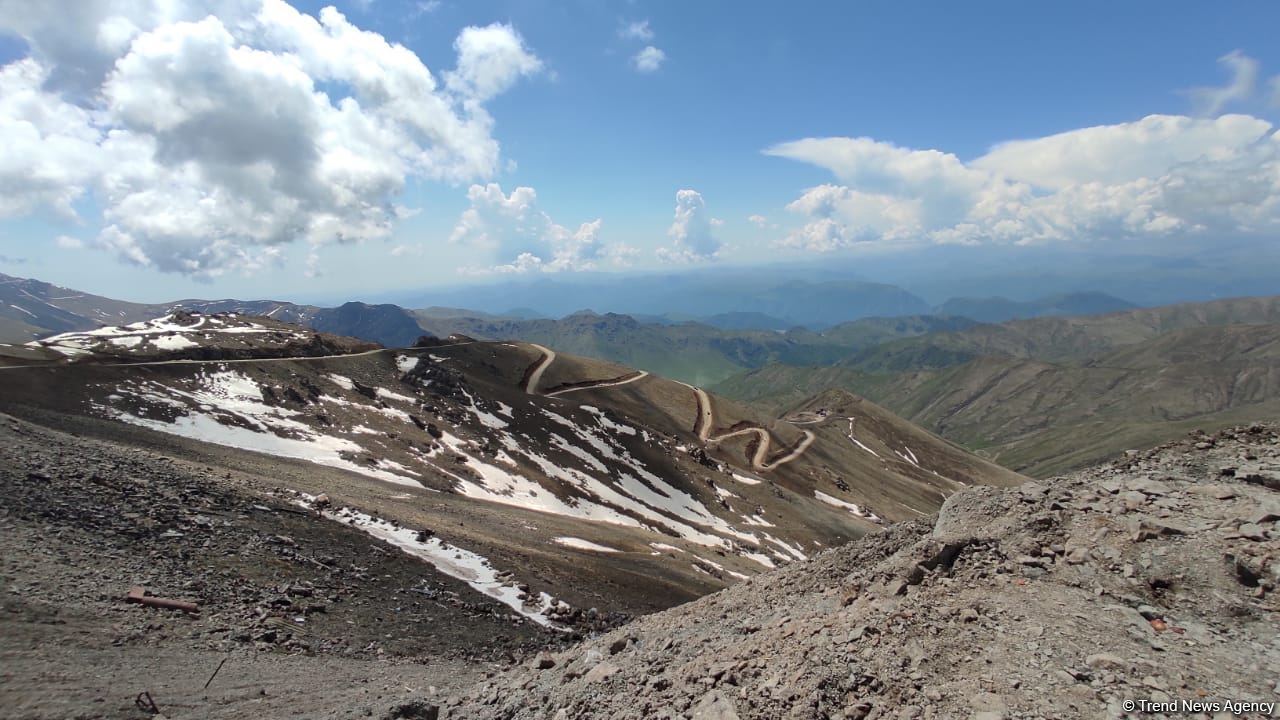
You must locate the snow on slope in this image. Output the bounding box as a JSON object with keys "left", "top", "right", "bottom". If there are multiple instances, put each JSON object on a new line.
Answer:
{"left": 554, "top": 537, "right": 620, "bottom": 553}
{"left": 97, "top": 370, "right": 420, "bottom": 487}
{"left": 91, "top": 355, "right": 783, "bottom": 568}
{"left": 296, "top": 494, "right": 563, "bottom": 628}
{"left": 32, "top": 313, "right": 309, "bottom": 357}
{"left": 815, "top": 490, "right": 883, "bottom": 523}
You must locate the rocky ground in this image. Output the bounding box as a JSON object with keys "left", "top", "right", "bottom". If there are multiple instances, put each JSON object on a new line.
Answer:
{"left": 445, "top": 424, "right": 1280, "bottom": 719}
{"left": 0, "top": 413, "right": 566, "bottom": 720}
{"left": 5, "top": 401, "right": 1278, "bottom": 719}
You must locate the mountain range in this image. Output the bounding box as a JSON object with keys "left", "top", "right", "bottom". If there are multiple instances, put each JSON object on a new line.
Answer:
{"left": 2, "top": 276, "right": 1276, "bottom": 719}
{"left": 5, "top": 271, "right": 1278, "bottom": 478}
{"left": 713, "top": 296, "right": 1280, "bottom": 475}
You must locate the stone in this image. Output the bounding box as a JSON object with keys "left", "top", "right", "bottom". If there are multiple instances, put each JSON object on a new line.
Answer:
{"left": 582, "top": 661, "right": 620, "bottom": 684}
{"left": 969, "top": 691, "right": 1007, "bottom": 719}
{"left": 533, "top": 652, "right": 556, "bottom": 670}
{"left": 1086, "top": 653, "right": 1125, "bottom": 670}
{"left": 1232, "top": 523, "right": 1268, "bottom": 541}
{"left": 689, "top": 690, "right": 741, "bottom": 720}
{"left": 1065, "top": 548, "right": 1090, "bottom": 565}
{"left": 1129, "top": 519, "right": 1187, "bottom": 542}
{"left": 1187, "top": 485, "right": 1236, "bottom": 500}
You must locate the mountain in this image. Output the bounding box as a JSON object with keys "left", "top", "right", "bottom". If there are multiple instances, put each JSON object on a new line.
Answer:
{"left": 0, "top": 312, "right": 1022, "bottom": 627}
{"left": 3, "top": 311, "right": 1273, "bottom": 719}
{"left": 0, "top": 272, "right": 157, "bottom": 341}
{"left": 699, "top": 311, "right": 795, "bottom": 331}
{"left": 714, "top": 296, "right": 1280, "bottom": 475}
{"left": 447, "top": 423, "right": 1280, "bottom": 719}
{"left": 397, "top": 272, "right": 933, "bottom": 327}
{"left": 844, "top": 295, "right": 1280, "bottom": 370}
{"left": 413, "top": 312, "right": 990, "bottom": 387}
{"left": 170, "top": 299, "right": 427, "bottom": 349}
{"left": 935, "top": 291, "right": 1136, "bottom": 323}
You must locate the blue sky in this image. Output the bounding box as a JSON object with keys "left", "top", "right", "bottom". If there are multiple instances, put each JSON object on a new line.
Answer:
{"left": 1, "top": 0, "right": 1278, "bottom": 303}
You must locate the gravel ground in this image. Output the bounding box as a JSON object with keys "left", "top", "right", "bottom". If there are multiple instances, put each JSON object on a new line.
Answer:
{"left": 446, "top": 424, "right": 1280, "bottom": 720}
{"left": 0, "top": 412, "right": 559, "bottom": 720}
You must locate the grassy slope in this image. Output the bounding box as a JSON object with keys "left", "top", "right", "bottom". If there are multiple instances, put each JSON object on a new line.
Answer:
{"left": 714, "top": 317, "right": 1280, "bottom": 477}
{"left": 413, "top": 313, "right": 973, "bottom": 386}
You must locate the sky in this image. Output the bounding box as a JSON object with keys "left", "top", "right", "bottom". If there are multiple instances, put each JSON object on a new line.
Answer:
{"left": 0, "top": 0, "right": 1278, "bottom": 303}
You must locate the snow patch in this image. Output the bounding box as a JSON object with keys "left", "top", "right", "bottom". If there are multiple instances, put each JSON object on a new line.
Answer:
{"left": 815, "top": 490, "right": 882, "bottom": 522}
{"left": 376, "top": 387, "right": 417, "bottom": 404}
{"left": 297, "top": 496, "right": 561, "bottom": 628}
{"left": 553, "top": 537, "right": 620, "bottom": 553}
{"left": 326, "top": 374, "right": 355, "bottom": 391}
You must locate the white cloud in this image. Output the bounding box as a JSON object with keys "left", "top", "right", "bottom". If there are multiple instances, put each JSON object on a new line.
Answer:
{"left": 0, "top": 59, "right": 104, "bottom": 218}
{"left": 389, "top": 243, "right": 423, "bottom": 257}
{"left": 620, "top": 20, "right": 653, "bottom": 41}
{"left": 657, "top": 189, "right": 721, "bottom": 263}
{"left": 768, "top": 113, "right": 1280, "bottom": 252}
{"left": 747, "top": 214, "right": 768, "bottom": 228}
{"left": 632, "top": 46, "right": 665, "bottom": 73}
{"left": 415, "top": 0, "right": 441, "bottom": 13}
{"left": 446, "top": 23, "right": 542, "bottom": 102}
{"left": 54, "top": 234, "right": 84, "bottom": 249}
{"left": 450, "top": 183, "right": 628, "bottom": 273}
{"left": 0, "top": 0, "right": 540, "bottom": 276}
{"left": 1186, "top": 50, "right": 1259, "bottom": 116}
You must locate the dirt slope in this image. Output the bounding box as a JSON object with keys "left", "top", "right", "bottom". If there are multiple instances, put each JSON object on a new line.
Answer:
{"left": 445, "top": 423, "right": 1280, "bottom": 720}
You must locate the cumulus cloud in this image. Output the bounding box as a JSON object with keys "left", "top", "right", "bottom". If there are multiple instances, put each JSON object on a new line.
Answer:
{"left": 632, "top": 46, "right": 665, "bottom": 73}
{"left": 446, "top": 23, "right": 542, "bottom": 102}
{"left": 747, "top": 214, "right": 768, "bottom": 228}
{"left": 657, "top": 189, "right": 721, "bottom": 263}
{"left": 770, "top": 53, "right": 1280, "bottom": 253}
{"left": 450, "top": 183, "right": 629, "bottom": 273}
{"left": 1186, "top": 50, "right": 1259, "bottom": 116}
{"left": 619, "top": 20, "right": 653, "bottom": 41}
{"left": 767, "top": 113, "right": 1280, "bottom": 252}
{"left": 0, "top": 0, "right": 541, "bottom": 276}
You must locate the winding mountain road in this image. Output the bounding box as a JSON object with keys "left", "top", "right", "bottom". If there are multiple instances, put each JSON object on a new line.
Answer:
{"left": 522, "top": 343, "right": 557, "bottom": 394}
{"left": 546, "top": 370, "right": 650, "bottom": 397}
{"left": 522, "top": 343, "right": 653, "bottom": 397}
{"left": 677, "top": 381, "right": 715, "bottom": 442}
{"left": 676, "top": 380, "right": 816, "bottom": 472}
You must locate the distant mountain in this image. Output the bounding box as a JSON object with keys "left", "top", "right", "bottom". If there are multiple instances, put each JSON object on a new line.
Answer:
{"left": 0, "top": 274, "right": 429, "bottom": 350}
{"left": 699, "top": 311, "right": 795, "bottom": 331}
{"left": 843, "top": 294, "right": 1280, "bottom": 372}
{"left": 935, "top": 291, "right": 1137, "bottom": 323}
{"left": 398, "top": 272, "right": 932, "bottom": 327}
{"left": 714, "top": 295, "right": 1280, "bottom": 475}
{"left": 0, "top": 272, "right": 156, "bottom": 340}
{"left": 412, "top": 311, "right": 983, "bottom": 386}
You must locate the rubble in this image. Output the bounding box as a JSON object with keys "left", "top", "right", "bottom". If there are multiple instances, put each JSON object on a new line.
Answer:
{"left": 446, "top": 423, "right": 1280, "bottom": 719}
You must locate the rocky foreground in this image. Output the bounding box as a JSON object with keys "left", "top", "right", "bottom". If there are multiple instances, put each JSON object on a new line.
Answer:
{"left": 445, "top": 425, "right": 1280, "bottom": 720}
{"left": 3, "top": 409, "right": 1278, "bottom": 719}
